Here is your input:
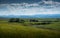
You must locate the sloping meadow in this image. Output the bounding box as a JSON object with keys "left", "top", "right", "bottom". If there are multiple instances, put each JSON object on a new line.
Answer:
{"left": 0, "top": 22, "right": 60, "bottom": 38}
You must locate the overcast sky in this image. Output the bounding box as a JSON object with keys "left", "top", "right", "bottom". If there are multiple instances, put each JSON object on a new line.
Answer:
{"left": 0, "top": 0, "right": 60, "bottom": 16}
{"left": 0, "top": 0, "right": 60, "bottom": 4}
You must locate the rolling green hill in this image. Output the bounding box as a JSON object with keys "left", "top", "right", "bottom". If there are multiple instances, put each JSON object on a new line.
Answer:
{"left": 0, "top": 18, "right": 60, "bottom": 38}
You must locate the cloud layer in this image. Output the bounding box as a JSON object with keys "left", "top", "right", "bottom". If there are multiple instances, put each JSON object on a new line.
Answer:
{"left": 0, "top": 0, "right": 60, "bottom": 16}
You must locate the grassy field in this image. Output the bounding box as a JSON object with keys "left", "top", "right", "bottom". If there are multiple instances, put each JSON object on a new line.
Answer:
{"left": 0, "top": 18, "right": 60, "bottom": 38}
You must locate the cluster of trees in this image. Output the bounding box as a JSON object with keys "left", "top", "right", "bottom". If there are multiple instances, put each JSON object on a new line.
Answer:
{"left": 9, "top": 18, "right": 52, "bottom": 25}
{"left": 30, "top": 19, "right": 39, "bottom": 22}
{"left": 9, "top": 18, "right": 25, "bottom": 23}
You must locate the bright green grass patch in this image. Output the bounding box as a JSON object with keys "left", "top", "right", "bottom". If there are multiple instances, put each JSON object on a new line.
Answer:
{"left": 38, "top": 22, "right": 60, "bottom": 30}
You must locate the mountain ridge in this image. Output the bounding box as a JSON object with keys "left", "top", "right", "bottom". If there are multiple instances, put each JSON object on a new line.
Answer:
{"left": 0, "top": 14, "right": 60, "bottom": 18}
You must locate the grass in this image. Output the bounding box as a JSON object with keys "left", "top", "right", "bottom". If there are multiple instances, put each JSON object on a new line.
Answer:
{"left": 0, "top": 21, "right": 60, "bottom": 38}
{"left": 35, "top": 22, "right": 60, "bottom": 31}
{"left": 0, "top": 18, "right": 60, "bottom": 38}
